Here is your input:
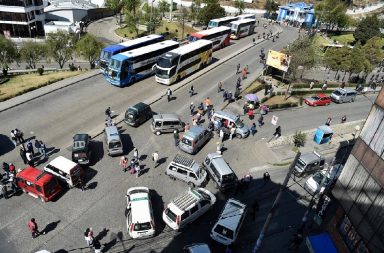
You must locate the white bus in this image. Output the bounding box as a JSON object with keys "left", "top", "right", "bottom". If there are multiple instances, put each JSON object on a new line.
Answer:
{"left": 208, "top": 16, "right": 238, "bottom": 29}
{"left": 237, "top": 14, "right": 257, "bottom": 20}
{"left": 230, "top": 19, "right": 256, "bottom": 39}
{"left": 155, "top": 40, "right": 213, "bottom": 85}
{"left": 188, "top": 26, "right": 231, "bottom": 51}
{"left": 105, "top": 40, "right": 179, "bottom": 87}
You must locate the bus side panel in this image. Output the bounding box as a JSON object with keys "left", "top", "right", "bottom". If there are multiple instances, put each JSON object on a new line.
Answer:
{"left": 223, "top": 34, "right": 230, "bottom": 47}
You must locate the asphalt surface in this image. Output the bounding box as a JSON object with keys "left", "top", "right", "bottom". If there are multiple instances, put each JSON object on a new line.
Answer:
{"left": 0, "top": 22, "right": 377, "bottom": 253}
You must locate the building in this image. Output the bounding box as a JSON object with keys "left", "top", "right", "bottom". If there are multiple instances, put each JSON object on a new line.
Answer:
{"left": 277, "top": 2, "right": 314, "bottom": 28}
{"left": 0, "top": 0, "right": 45, "bottom": 38}
{"left": 328, "top": 88, "right": 384, "bottom": 253}
{"left": 44, "top": 0, "right": 97, "bottom": 23}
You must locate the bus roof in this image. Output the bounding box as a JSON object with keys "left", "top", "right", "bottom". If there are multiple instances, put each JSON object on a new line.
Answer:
{"left": 230, "top": 18, "right": 256, "bottom": 25}
{"left": 166, "top": 39, "right": 212, "bottom": 56}
{"left": 190, "top": 26, "right": 231, "bottom": 37}
{"left": 237, "top": 14, "right": 256, "bottom": 19}
{"left": 210, "top": 16, "right": 238, "bottom": 23}
{"left": 102, "top": 34, "right": 164, "bottom": 53}
{"left": 113, "top": 40, "right": 179, "bottom": 61}
{"left": 103, "top": 44, "right": 126, "bottom": 53}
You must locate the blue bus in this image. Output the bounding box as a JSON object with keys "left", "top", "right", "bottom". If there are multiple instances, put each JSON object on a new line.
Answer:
{"left": 98, "top": 34, "right": 164, "bottom": 73}
{"left": 105, "top": 40, "right": 179, "bottom": 87}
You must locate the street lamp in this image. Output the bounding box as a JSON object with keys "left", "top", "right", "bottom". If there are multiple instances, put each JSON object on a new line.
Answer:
{"left": 150, "top": 0, "right": 155, "bottom": 33}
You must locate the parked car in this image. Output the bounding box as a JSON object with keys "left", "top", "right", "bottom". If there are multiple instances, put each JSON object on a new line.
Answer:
{"left": 304, "top": 94, "right": 331, "bottom": 106}
{"left": 72, "top": 134, "right": 92, "bottom": 165}
{"left": 330, "top": 88, "right": 357, "bottom": 103}
{"left": 44, "top": 156, "right": 84, "bottom": 188}
{"left": 294, "top": 151, "right": 325, "bottom": 177}
{"left": 124, "top": 102, "right": 152, "bottom": 127}
{"left": 183, "top": 243, "right": 211, "bottom": 253}
{"left": 126, "top": 187, "right": 155, "bottom": 239}
{"left": 304, "top": 164, "right": 343, "bottom": 195}
{"left": 179, "top": 126, "right": 213, "bottom": 154}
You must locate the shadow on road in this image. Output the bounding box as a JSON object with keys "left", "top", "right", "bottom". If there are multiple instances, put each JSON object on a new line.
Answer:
{"left": 42, "top": 220, "right": 61, "bottom": 234}
{"left": 90, "top": 140, "right": 104, "bottom": 166}
{"left": 0, "top": 134, "right": 14, "bottom": 156}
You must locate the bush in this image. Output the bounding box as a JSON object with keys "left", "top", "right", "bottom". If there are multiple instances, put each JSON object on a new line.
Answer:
{"left": 37, "top": 67, "right": 44, "bottom": 75}
{"left": 165, "top": 27, "right": 169, "bottom": 31}
{"left": 299, "top": 96, "right": 303, "bottom": 106}
{"left": 293, "top": 131, "right": 306, "bottom": 147}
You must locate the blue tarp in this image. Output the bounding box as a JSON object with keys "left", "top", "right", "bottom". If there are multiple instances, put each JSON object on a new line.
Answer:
{"left": 306, "top": 233, "right": 338, "bottom": 253}
{"left": 313, "top": 125, "right": 333, "bottom": 144}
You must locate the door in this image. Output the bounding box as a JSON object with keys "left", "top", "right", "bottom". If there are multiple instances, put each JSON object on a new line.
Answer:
{"left": 176, "top": 168, "right": 188, "bottom": 182}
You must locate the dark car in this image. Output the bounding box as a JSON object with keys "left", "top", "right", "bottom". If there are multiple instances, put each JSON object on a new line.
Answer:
{"left": 72, "top": 134, "right": 91, "bottom": 165}
{"left": 124, "top": 102, "right": 152, "bottom": 127}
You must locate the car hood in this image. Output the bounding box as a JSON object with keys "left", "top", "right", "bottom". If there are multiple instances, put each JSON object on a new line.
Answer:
{"left": 305, "top": 97, "right": 317, "bottom": 103}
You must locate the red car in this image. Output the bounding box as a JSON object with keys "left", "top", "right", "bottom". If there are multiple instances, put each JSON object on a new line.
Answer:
{"left": 304, "top": 94, "right": 331, "bottom": 106}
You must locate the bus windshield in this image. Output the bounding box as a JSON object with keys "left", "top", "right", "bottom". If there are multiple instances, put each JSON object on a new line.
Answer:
{"left": 208, "top": 21, "right": 218, "bottom": 27}
{"left": 109, "top": 59, "right": 122, "bottom": 69}
{"left": 100, "top": 51, "right": 112, "bottom": 61}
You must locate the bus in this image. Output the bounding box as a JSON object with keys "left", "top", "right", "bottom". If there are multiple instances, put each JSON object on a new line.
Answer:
{"left": 188, "top": 26, "right": 231, "bottom": 51}
{"left": 105, "top": 40, "right": 179, "bottom": 87}
{"left": 98, "top": 34, "right": 164, "bottom": 73}
{"left": 237, "top": 14, "right": 257, "bottom": 20}
{"left": 230, "top": 19, "right": 256, "bottom": 39}
{"left": 208, "top": 16, "right": 238, "bottom": 29}
{"left": 155, "top": 39, "right": 213, "bottom": 85}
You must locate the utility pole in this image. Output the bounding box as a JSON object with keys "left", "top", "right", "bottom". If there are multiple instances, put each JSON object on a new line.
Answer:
{"left": 150, "top": 0, "right": 155, "bottom": 33}
{"left": 252, "top": 152, "right": 301, "bottom": 253}
{"left": 169, "top": 0, "right": 173, "bottom": 21}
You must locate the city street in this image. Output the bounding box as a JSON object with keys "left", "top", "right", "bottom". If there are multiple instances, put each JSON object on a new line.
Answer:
{"left": 0, "top": 22, "right": 377, "bottom": 253}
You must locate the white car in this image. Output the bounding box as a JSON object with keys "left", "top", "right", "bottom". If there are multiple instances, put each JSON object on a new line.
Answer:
{"left": 304, "top": 164, "right": 343, "bottom": 195}
{"left": 183, "top": 243, "right": 211, "bottom": 253}
{"left": 126, "top": 187, "right": 155, "bottom": 239}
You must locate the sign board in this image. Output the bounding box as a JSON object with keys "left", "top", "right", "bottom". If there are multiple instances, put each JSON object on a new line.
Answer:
{"left": 266, "top": 50, "right": 291, "bottom": 72}
{"left": 271, "top": 115, "right": 278, "bottom": 126}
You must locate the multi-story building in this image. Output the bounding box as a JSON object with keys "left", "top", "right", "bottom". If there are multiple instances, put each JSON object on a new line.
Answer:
{"left": 0, "top": 0, "right": 45, "bottom": 38}
{"left": 329, "top": 88, "right": 384, "bottom": 253}
{"left": 277, "top": 2, "right": 315, "bottom": 28}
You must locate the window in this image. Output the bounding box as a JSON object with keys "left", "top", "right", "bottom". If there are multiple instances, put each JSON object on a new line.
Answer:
{"left": 190, "top": 205, "right": 198, "bottom": 214}
{"left": 177, "top": 168, "right": 187, "bottom": 175}
{"left": 163, "top": 121, "right": 173, "bottom": 126}
{"left": 181, "top": 212, "right": 189, "bottom": 221}
{"left": 189, "top": 173, "right": 197, "bottom": 179}
{"left": 36, "top": 185, "right": 42, "bottom": 193}
{"left": 155, "top": 121, "right": 161, "bottom": 127}
{"left": 26, "top": 181, "right": 34, "bottom": 187}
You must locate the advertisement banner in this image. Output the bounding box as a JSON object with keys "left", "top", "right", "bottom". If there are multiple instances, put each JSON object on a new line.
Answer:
{"left": 266, "top": 50, "right": 291, "bottom": 72}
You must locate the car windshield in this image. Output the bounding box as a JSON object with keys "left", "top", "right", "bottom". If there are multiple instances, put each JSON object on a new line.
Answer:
{"left": 311, "top": 96, "right": 320, "bottom": 100}
{"left": 134, "top": 222, "right": 152, "bottom": 231}
{"left": 235, "top": 117, "right": 244, "bottom": 128}
{"left": 296, "top": 159, "right": 306, "bottom": 169}
{"left": 109, "top": 141, "right": 121, "bottom": 149}
{"left": 181, "top": 137, "right": 192, "bottom": 146}
{"left": 214, "top": 224, "right": 233, "bottom": 240}
{"left": 164, "top": 208, "right": 177, "bottom": 222}
{"left": 222, "top": 173, "right": 236, "bottom": 183}
{"left": 312, "top": 172, "right": 325, "bottom": 184}
{"left": 196, "top": 189, "right": 211, "bottom": 200}
{"left": 44, "top": 180, "right": 57, "bottom": 196}
{"left": 333, "top": 90, "right": 342, "bottom": 96}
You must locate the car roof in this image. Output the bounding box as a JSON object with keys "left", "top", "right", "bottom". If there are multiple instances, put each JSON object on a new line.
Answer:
{"left": 105, "top": 126, "right": 120, "bottom": 140}
{"left": 128, "top": 102, "right": 150, "bottom": 112}
{"left": 73, "top": 133, "right": 89, "bottom": 142}
{"left": 127, "top": 187, "right": 152, "bottom": 222}
{"left": 45, "top": 156, "right": 78, "bottom": 174}
{"left": 208, "top": 154, "right": 234, "bottom": 175}
{"left": 153, "top": 113, "right": 180, "bottom": 121}
{"left": 216, "top": 198, "right": 246, "bottom": 231}
{"left": 169, "top": 188, "right": 204, "bottom": 215}
{"left": 299, "top": 152, "right": 322, "bottom": 163}
{"left": 213, "top": 110, "right": 237, "bottom": 121}
{"left": 171, "top": 154, "right": 200, "bottom": 172}
{"left": 184, "top": 126, "right": 205, "bottom": 138}
{"left": 185, "top": 243, "right": 211, "bottom": 253}
{"left": 17, "top": 166, "right": 55, "bottom": 183}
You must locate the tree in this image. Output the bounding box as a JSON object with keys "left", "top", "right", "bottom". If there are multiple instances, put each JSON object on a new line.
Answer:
{"left": 264, "top": 0, "right": 278, "bottom": 16}
{"left": 19, "top": 42, "right": 47, "bottom": 69}
{"left": 124, "top": 0, "right": 141, "bottom": 15}
{"left": 315, "top": 0, "right": 348, "bottom": 32}
{"left": 234, "top": 0, "right": 245, "bottom": 15}
{"left": 346, "top": 43, "right": 367, "bottom": 80}
{"left": 46, "top": 31, "right": 75, "bottom": 69}
{"left": 105, "top": 0, "right": 124, "bottom": 24}
{"left": 178, "top": 6, "right": 189, "bottom": 39}
{"left": 125, "top": 11, "right": 142, "bottom": 37}
{"left": 323, "top": 46, "right": 350, "bottom": 78}
{"left": 197, "top": 0, "right": 226, "bottom": 27}
{"left": 190, "top": 0, "right": 202, "bottom": 25}
{"left": 0, "top": 36, "right": 18, "bottom": 75}
{"left": 75, "top": 34, "right": 104, "bottom": 69}
{"left": 293, "top": 131, "right": 306, "bottom": 147}
{"left": 362, "top": 37, "right": 384, "bottom": 67}
{"left": 354, "top": 15, "right": 382, "bottom": 45}
{"left": 158, "top": 0, "right": 170, "bottom": 17}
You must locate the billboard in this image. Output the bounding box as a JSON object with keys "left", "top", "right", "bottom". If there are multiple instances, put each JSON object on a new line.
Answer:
{"left": 266, "top": 50, "right": 291, "bottom": 72}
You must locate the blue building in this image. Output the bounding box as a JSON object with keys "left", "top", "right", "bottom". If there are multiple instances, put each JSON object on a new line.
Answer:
{"left": 277, "top": 2, "right": 315, "bottom": 28}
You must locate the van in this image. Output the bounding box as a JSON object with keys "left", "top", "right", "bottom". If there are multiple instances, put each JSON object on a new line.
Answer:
{"left": 166, "top": 154, "right": 207, "bottom": 187}
{"left": 44, "top": 156, "right": 84, "bottom": 188}
{"left": 104, "top": 125, "right": 123, "bottom": 156}
{"left": 72, "top": 134, "right": 91, "bottom": 165}
{"left": 212, "top": 111, "right": 249, "bottom": 138}
{"left": 124, "top": 102, "right": 152, "bottom": 127}
{"left": 163, "top": 188, "right": 216, "bottom": 231}
{"left": 330, "top": 88, "right": 357, "bottom": 103}
{"left": 210, "top": 198, "right": 247, "bottom": 245}
{"left": 179, "top": 126, "right": 213, "bottom": 154}
{"left": 126, "top": 187, "right": 155, "bottom": 239}
{"left": 203, "top": 153, "right": 238, "bottom": 192}
{"left": 304, "top": 164, "right": 343, "bottom": 195}
{"left": 16, "top": 166, "right": 62, "bottom": 202}
{"left": 294, "top": 151, "right": 325, "bottom": 177}
{"left": 150, "top": 113, "right": 185, "bottom": 135}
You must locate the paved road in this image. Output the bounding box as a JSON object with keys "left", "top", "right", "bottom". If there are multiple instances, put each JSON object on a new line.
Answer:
{"left": 87, "top": 16, "right": 125, "bottom": 44}
{"left": 0, "top": 23, "right": 376, "bottom": 253}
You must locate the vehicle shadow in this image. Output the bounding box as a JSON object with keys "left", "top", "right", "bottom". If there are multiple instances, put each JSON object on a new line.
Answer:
{"left": 120, "top": 133, "right": 134, "bottom": 156}
{"left": 150, "top": 189, "right": 165, "bottom": 235}
{"left": 0, "top": 134, "right": 15, "bottom": 156}
{"left": 90, "top": 140, "right": 104, "bottom": 166}
{"left": 84, "top": 167, "right": 98, "bottom": 185}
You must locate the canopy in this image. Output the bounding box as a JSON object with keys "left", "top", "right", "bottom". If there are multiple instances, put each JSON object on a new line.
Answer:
{"left": 245, "top": 94, "right": 259, "bottom": 102}
{"left": 306, "top": 233, "right": 338, "bottom": 253}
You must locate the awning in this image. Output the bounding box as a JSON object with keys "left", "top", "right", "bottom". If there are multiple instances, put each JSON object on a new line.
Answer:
{"left": 306, "top": 233, "right": 338, "bottom": 253}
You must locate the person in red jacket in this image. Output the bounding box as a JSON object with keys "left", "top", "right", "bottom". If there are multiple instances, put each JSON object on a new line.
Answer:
{"left": 28, "top": 218, "right": 45, "bottom": 239}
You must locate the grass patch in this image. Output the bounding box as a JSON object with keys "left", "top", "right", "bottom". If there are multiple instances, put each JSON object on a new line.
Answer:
{"left": 331, "top": 33, "right": 355, "bottom": 45}
{"left": 0, "top": 71, "right": 83, "bottom": 102}
{"left": 242, "top": 80, "right": 264, "bottom": 95}
{"left": 264, "top": 95, "right": 297, "bottom": 106}
{"left": 313, "top": 34, "right": 332, "bottom": 48}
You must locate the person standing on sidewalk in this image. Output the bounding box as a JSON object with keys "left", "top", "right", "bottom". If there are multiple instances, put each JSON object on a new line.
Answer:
{"left": 28, "top": 218, "right": 45, "bottom": 239}
{"left": 251, "top": 123, "right": 257, "bottom": 136}
{"left": 34, "top": 140, "right": 41, "bottom": 157}
{"left": 341, "top": 115, "right": 347, "bottom": 123}
{"left": 10, "top": 130, "right": 17, "bottom": 146}
{"left": 218, "top": 81, "right": 223, "bottom": 92}
{"left": 263, "top": 172, "right": 270, "bottom": 185}
{"left": 189, "top": 85, "right": 194, "bottom": 97}
{"left": 325, "top": 117, "right": 332, "bottom": 126}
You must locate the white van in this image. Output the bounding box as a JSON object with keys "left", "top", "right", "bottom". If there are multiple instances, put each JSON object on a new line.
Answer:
{"left": 126, "top": 187, "right": 155, "bottom": 239}
{"left": 210, "top": 198, "right": 247, "bottom": 245}
{"left": 305, "top": 164, "right": 344, "bottom": 195}
{"left": 44, "top": 156, "right": 84, "bottom": 188}
{"left": 330, "top": 88, "right": 357, "bottom": 103}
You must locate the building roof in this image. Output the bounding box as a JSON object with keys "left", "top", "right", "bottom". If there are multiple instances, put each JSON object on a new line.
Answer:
{"left": 45, "top": 0, "right": 97, "bottom": 12}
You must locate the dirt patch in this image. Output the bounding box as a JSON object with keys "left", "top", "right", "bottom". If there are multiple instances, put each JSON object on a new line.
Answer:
{"left": 264, "top": 95, "right": 297, "bottom": 105}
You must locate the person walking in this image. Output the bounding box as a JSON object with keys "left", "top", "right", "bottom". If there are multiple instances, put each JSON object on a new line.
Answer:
{"left": 251, "top": 123, "right": 257, "bottom": 136}
{"left": 78, "top": 176, "right": 86, "bottom": 192}
{"left": 236, "top": 63, "right": 240, "bottom": 74}
{"left": 27, "top": 140, "right": 34, "bottom": 156}
{"left": 325, "top": 117, "right": 332, "bottom": 126}
{"left": 341, "top": 115, "right": 347, "bottom": 123}
{"left": 258, "top": 114, "right": 264, "bottom": 127}
{"left": 273, "top": 126, "right": 281, "bottom": 138}
{"left": 84, "top": 228, "right": 93, "bottom": 247}
{"left": 40, "top": 140, "right": 47, "bottom": 158}
{"left": 105, "top": 107, "right": 112, "bottom": 118}
{"left": 189, "top": 85, "right": 194, "bottom": 97}
{"left": 242, "top": 67, "right": 247, "bottom": 80}
{"left": 184, "top": 123, "right": 190, "bottom": 132}
{"left": 166, "top": 88, "right": 172, "bottom": 102}
{"left": 34, "top": 139, "right": 41, "bottom": 157}
{"left": 173, "top": 130, "right": 179, "bottom": 147}
{"left": 152, "top": 151, "right": 159, "bottom": 168}
{"left": 189, "top": 102, "right": 195, "bottom": 116}
{"left": 10, "top": 130, "right": 17, "bottom": 146}
{"left": 229, "top": 126, "right": 236, "bottom": 140}
{"left": 218, "top": 81, "right": 223, "bottom": 92}
{"left": 236, "top": 77, "right": 241, "bottom": 89}
{"left": 263, "top": 172, "right": 270, "bottom": 185}
{"left": 133, "top": 148, "right": 139, "bottom": 160}
{"left": 252, "top": 199, "right": 259, "bottom": 220}
{"left": 219, "top": 128, "right": 225, "bottom": 142}
{"left": 223, "top": 90, "right": 228, "bottom": 102}
{"left": 20, "top": 146, "right": 27, "bottom": 164}
{"left": 15, "top": 129, "right": 25, "bottom": 144}
{"left": 28, "top": 218, "right": 45, "bottom": 239}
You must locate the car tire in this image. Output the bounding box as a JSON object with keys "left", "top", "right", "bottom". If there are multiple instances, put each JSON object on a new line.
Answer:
{"left": 236, "top": 133, "right": 242, "bottom": 139}
{"left": 188, "top": 182, "right": 195, "bottom": 188}
{"left": 155, "top": 131, "right": 161, "bottom": 135}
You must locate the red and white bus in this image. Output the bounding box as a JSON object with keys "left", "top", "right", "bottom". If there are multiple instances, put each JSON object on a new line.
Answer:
{"left": 188, "top": 26, "right": 231, "bottom": 51}
{"left": 230, "top": 19, "right": 256, "bottom": 39}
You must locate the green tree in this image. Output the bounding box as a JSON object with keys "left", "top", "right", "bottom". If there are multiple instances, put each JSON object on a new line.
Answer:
{"left": 190, "top": 0, "right": 202, "bottom": 25}
{"left": 158, "top": 0, "right": 170, "bottom": 17}
{"left": 0, "top": 36, "right": 18, "bottom": 75}
{"left": 346, "top": 43, "right": 367, "bottom": 80}
{"left": 315, "top": 0, "right": 348, "bottom": 32}
{"left": 264, "top": 0, "right": 278, "bottom": 16}
{"left": 354, "top": 15, "right": 382, "bottom": 45}
{"left": 124, "top": 0, "right": 141, "bottom": 15}
{"left": 197, "top": 0, "right": 226, "bottom": 27}
{"left": 105, "top": 0, "right": 124, "bottom": 24}
{"left": 125, "top": 11, "right": 142, "bottom": 37}
{"left": 46, "top": 31, "right": 75, "bottom": 69}
{"left": 234, "top": 0, "right": 245, "bottom": 15}
{"left": 362, "top": 37, "right": 384, "bottom": 67}
{"left": 75, "top": 34, "right": 104, "bottom": 69}
{"left": 19, "top": 41, "right": 47, "bottom": 69}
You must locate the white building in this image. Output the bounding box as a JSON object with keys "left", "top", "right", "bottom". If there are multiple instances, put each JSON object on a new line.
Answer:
{"left": 44, "top": 0, "right": 97, "bottom": 23}
{"left": 0, "top": 0, "right": 45, "bottom": 38}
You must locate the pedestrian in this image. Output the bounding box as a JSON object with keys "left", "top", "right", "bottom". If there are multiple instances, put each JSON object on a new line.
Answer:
{"left": 40, "top": 140, "right": 47, "bottom": 158}
{"left": 263, "top": 172, "right": 270, "bottom": 185}
{"left": 322, "top": 82, "right": 327, "bottom": 91}
{"left": 120, "top": 156, "right": 128, "bottom": 172}
{"left": 152, "top": 151, "right": 159, "bottom": 167}
{"left": 236, "top": 63, "right": 240, "bottom": 74}
{"left": 273, "top": 126, "right": 281, "bottom": 139}
{"left": 236, "top": 77, "right": 241, "bottom": 89}
{"left": 189, "top": 102, "right": 195, "bottom": 115}
{"left": 8, "top": 163, "right": 16, "bottom": 175}
{"left": 234, "top": 89, "right": 240, "bottom": 101}
{"left": 78, "top": 176, "right": 86, "bottom": 192}
{"left": 341, "top": 115, "right": 347, "bottom": 123}
{"left": 184, "top": 123, "right": 190, "bottom": 132}
{"left": 246, "top": 64, "right": 249, "bottom": 74}
{"left": 133, "top": 147, "right": 138, "bottom": 160}
{"left": 166, "top": 88, "right": 172, "bottom": 102}
{"left": 242, "top": 67, "right": 247, "bottom": 79}
{"left": 258, "top": 114, "right": 264, "bottom": 127}
{"left": 0, "top": 183, "right": 8, "bottom": 199}
{"left": 325, "top": 117, "right": 332, "bottom": 126}
{"left": 20, "top": 146, "right": 27, "bottom": 164}
{"left": 229, "top": 126, "right": 236, "bottom": 140}
{"left": 309, "top": 81, "right": 314, "bottom": 89}
{"left": 223, "top": 90, "right": 228, "bottom": 102}
{"left": 84, "top": 228, "right": 93, "bottom": 247}
{"left": 105, "top": 107, "right": 111, "bottom": 118}
{"left": 26, "top": 151, "right": 34, "bottom": 167}
{"left": 243, "top": 102, "right": 249, "bottom": 115}
{"left": 88, "top": 228, "right": 94, "bottom": 247}
{"left": 93, "top": 239, "right": 102, "bottom": 253}
{"left": 251, "top": 123, "right": 257, "bottom": 136}
{"left": 173, "top": 130, "right": 179, "bottom": 146}
{"left": 34, "top": 139, "right": 41, "bottom": 156}
{"left": 27, "top": 140, "right": 34, "bottom": 156}
{"left": 218, "top": 81, "right": 223, "bottom": 92}
{"left": 219, "top": 128, "right": 225, "bottom": 142}
{"left": 227, "top": 92, "right": 233, "bottom": 104}
{"left": 252, "top": 199, "right": 259, "bottom": 220}
{"left": 189, "top": 85, "right": 194, "bottom": 97}
{"left": 10, "top": 130, "right": 17, "bottom": 146}
{"left": 247, "top": 108, "right": 254, "bottom": 120}
{"left": 216, "top": 141, "right": 223, "bottom": 154}
{"left": 15, "top": 128, "right": 25, "bottom": 143}
{"left": 28, "top": 218, "right": 45, "bottom": 239}
{"left": 341, "top": 81, "right": 345, "bottom": 89}
{"left": 9, "top": 173, "right": 17, "bottom": 194}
